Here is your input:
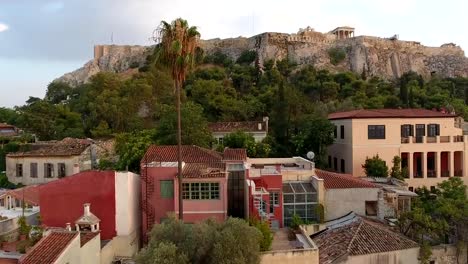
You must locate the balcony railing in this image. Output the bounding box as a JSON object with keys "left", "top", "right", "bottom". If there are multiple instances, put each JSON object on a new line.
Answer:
{"left": 401, "top": 135, "right": 464, "bottom": 144}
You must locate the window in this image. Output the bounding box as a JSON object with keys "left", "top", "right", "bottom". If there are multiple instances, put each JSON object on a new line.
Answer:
{"left": 427, "top": 124, "right": 440, "bottom": 137}
{"left": 401, "top": 124, "right": 414, "bottom": 137}
{"left": 58, "top": 163, "right": 66, "bottom": 178}
{"left": 333, "top": 126, "right": 337, "bottom": 138}
{"left": 365, "top": 201, "right": 377, "bottom": 216}
{"left": 160, "top": 180, "right": 174, "bottom": 198}
{"left": 416, "top": 124, "right": 425, "bottom": 136}
{"left": 408, "top": 187, "right": 414, "bottom": 192}
{"left": 44, "top": 163, "right": 54, "bottom": 178}
{"left": 218, "top": 137, "right": 224, "bottom": 145}
{"left": 0, "top": 198, "right": 4, "bottom": 207}
{"left": 30, "top": 163, "right": 38, "bottom": 178}
{"left": 328, "top": 156, "right": 332, "bottom": 168}
{"left": 269, "top": 191, "right": 280, "bottom": 212}
{"left": 340, "top": 159, "right": 345, "bottom": 173}
{"left": 333, "top": 157, "right": 338, "bottom": 171}
{"left": 16, "top": 164, "right": 23, "bottom": 177}
{"left": 430, "top": 186, "right": 436, "bottom": 192}
{"left": 340, "top": 125, "right": 344, "bottom": 139}
{"left": 368, "top": 125, "right": 385, "bottom": 139}
{"left": 182, "top": 182, "right": 220, "bottom": 200}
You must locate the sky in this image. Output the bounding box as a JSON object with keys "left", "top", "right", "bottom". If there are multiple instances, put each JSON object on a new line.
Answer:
{"left": 1, "top": 0, "right": 467, "bottom": 108}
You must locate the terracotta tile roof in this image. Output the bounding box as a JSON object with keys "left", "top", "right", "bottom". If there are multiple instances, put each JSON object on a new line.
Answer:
{"left": 312, "top": 213, "right": 419, "bottom": 264}
{"left": 223, "top": 148, "right": 247, "bottom": 161}
{"left": 3, "top": 185, "right": 40, "bottom": 206}
{"left": 315, "top": 169, "right": 378, "bottom": 189}
{"left": 142, "top": 145, "right": 223, "bottom": 163}
{"left": 20, "top": 231, "right": 78, "bottom": 264}
{"left": 328, "top": 108, "right": 457, "bottom": 120}
{"left": 80, "top": 232, "right": 99, "bottom": 247}
{"left": 8, "top": 138, "right": 91, "bottom": 158}
{"left": 208, "top": 121, "right": 267, "bottom": 132}
{"left": 0, "top": 123, "right": 19, "bottom": 137}
{"left": 182, "top": 163, "right": 226, "bottom": 178}
{"left": 0, "top": 123, "right": 16, "bottom": 129}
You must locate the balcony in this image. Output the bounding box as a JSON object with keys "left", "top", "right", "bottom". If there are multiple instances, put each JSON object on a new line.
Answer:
{"left": 401, "top": 135, "right": 465, "bottom": 144}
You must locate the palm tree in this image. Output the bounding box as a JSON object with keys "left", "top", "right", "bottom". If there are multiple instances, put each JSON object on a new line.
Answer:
{"left": 154, "top": 18, "right": 200, "bottom": 220}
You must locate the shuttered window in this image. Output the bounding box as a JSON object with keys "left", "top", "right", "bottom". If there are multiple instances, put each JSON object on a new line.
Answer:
{"left": 160, "top": 180, "right": 174, "bottom": 198}
{"left": 427, "top": 124, "right": 440, "bottom": 137}
{"left": 30, "top": 163, "right": 38, "bottom": 178}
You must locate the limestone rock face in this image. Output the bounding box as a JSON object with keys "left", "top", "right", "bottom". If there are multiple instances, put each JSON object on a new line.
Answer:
{"left": 55, "top": 45, "right": 150, "bottom": 86}
{"left": 56, "top": 32, "right": 468, "bottom": 86}
{"left": 200, "top": 33, "right": 468, "bottom": 79}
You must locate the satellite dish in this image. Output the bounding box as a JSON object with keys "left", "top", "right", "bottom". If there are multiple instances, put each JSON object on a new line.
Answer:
{"left": 306, "top": 151, "right": 315, "bottom": 160}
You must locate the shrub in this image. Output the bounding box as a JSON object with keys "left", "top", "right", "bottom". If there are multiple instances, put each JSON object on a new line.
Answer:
{"left": 362, "top": 154, "right": 388, "bottom": 177}
{"left": 328, "top": 47, "right": 346, "bottom": 65}
{"left": 289, "top": 214, "right": 304, "bottom": 230}
{"left": 236, "top": 50, "right": 257, "bottom": 65}
{"left": 249, "top": 217, "right": 273, "bottom": 251}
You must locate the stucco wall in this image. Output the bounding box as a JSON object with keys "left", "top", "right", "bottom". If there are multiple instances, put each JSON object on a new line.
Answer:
{"left": 328, "top": 117, "right": 468, "bottom": 181}
{"left": 261, "top": 249, "right": 319, "bottom": 264}
{"left": 325, "top": 188, "right": 379, "bottom": 220}
{"left": 430, "top": 244, "right": 467, "bottom": 264}
{"left": 6, "top": 156, "right": 80, "bottom": 185}
{"left": 80, "top": 233, "right": 101, "bottom": 264}
{"left": 115, "top": 172, "right": 140, "bottom": 237}
{"left": 54, "top": 234, "right": 81, "bottom": 264}
{"left": 345, "top": 248, "right": 419, "bottom": 264}
{"left": 39, "top": 171, "right": 117, "bottom": 240}
{"left": 100, "top": 231, "right": 139, "bottom": 264}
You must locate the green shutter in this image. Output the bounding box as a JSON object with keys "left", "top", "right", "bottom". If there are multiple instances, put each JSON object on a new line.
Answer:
{"left": 160, "top": 180, "right": 174, "bottom": 198}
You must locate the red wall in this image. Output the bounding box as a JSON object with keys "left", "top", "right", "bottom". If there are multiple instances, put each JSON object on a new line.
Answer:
{"left": 39, "top": 171, "right": 116, "bottom": 240}
{"left": 143, "top": 167, "right": 176, "bottom": 236}
{"left": 261, "top": 175, "right": 283, "bottom": 227}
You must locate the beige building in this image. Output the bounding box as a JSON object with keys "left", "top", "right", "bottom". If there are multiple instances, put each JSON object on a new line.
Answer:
{"left": 209, "top": 117, "right": 269, "bottom": 144}
{"left": 328, "top": 109, "right": 468, "bottom": 190}
{"left": 6, "top": 138, "right": 114, "bottom": 185}
{"left": 19, "top": 205, "right": 101, "bottom": 264}
{"left": 309, "top": 212, "right": 420, "bottom": 264}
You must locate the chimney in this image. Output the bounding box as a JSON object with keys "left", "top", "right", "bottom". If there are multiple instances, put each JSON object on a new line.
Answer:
{"left": 84, "top": 203, "right": 91, "bottom": 216}
{"left": 66, "top": 223, "right": 72, "bottom": 231}
{"left": 262, "top": 116, "right": 269, "bottom": 134}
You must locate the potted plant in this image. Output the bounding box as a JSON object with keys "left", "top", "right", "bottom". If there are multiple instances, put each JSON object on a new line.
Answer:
{"left": 17, "top": 216, "right": 30, "bottom": 241}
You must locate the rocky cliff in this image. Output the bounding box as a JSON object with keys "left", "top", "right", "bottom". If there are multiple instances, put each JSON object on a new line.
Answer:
{"left": 55, "top": 45, "right": 150, "bottom": 86}
{"left": 200, "top": 31, "right": 468, "bottom": 79}
{"left": 56, "top": 30, "right": 468, "bottom": 86}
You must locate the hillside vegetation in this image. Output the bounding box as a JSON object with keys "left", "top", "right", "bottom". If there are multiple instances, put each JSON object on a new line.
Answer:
{"left": 2, "top": 48, "right": 468, "bottom": 170}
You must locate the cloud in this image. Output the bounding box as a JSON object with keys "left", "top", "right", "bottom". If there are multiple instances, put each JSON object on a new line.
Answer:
{"left": 41, "top": 1, "right": 65, "bottom": 13}
{"left": 0, "top": 23, "right": 8, "bottom": 32}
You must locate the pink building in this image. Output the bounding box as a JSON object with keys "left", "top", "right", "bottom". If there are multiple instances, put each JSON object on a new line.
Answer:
{"left": 140, "top": 146, "right": 247, "bottom": 238}
{"left": 327, "top": 109, "right": 468, "bottom": 190}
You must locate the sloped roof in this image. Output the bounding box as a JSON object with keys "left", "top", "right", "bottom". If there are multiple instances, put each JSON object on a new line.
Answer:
{"left": 80, "top": 232, "right": 99, "bottom": 247}
{"left": 8, "top": 138, "right": 91, "bottom": 158}
{"left": 223, "top": 148, "right": 247, "bottom": 161}
{"left": 182, "top": 163, "right": 226, "bottom": 178}
{"left": 208, "top": 121, "right": 267, "bottom": 132}
{"left": 3, "top": 185, "right": 40, "bottom": 206}
{"left": 142, "top": 145, "right": 222, "bottom": 164}
{"left": 0, "top": 123, "right": 16, "bottom": 129}
{"left": 315, "top": 169, "right": 378, "bottom": 189}
{"left": 20, "top": 231, "right": 78, "bottom": 264}
{"left": 312, "top": 213, "right": 419, "bottom": 264}
{"left": 328, "top": 109, "right": 457, "bottom": 120}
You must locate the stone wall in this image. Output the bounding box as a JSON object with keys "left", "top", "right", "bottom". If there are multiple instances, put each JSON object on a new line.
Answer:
{"left": 430, "top": 244, "right": 467, "bottom": 264}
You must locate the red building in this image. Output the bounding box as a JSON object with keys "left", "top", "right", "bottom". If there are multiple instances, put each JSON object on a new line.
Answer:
{"left": 140, "top": 145, "right": 247, "bottom": 238}
{"left": 38, "top": 170, "right": 140, "bottom": 241}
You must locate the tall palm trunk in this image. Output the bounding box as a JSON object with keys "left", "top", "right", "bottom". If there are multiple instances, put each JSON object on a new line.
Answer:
{"left": 176, "top": 79, "right": 183, "bottom": 220}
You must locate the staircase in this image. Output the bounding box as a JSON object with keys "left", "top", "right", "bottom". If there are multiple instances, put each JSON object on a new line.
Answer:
{"left": 252, "top": 188, "right": 276, "bottom": 229}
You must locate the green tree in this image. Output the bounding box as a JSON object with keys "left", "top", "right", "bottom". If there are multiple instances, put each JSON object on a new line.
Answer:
{"left": 115, "top": 130, "right": 156, "bottom": 173}
{"left": 138, "top": 216, "right": 262, "bottom": 264}
{"left": 327, "top": 47, "right": 346, "bottom": 65}
{"left": 155, "top": 102, "right": 213, "bottom": 148}
{"left": 362, "top": 154, "right": 388, "bottom": 177}
{"left": 390, "top": 156, "right": 404, "bottom": 180}
{"left": 156, "top": 18, "right": 200, "bottom": 220}
{"left": 292, "top": 116, "right": 335, "bottom": 167}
